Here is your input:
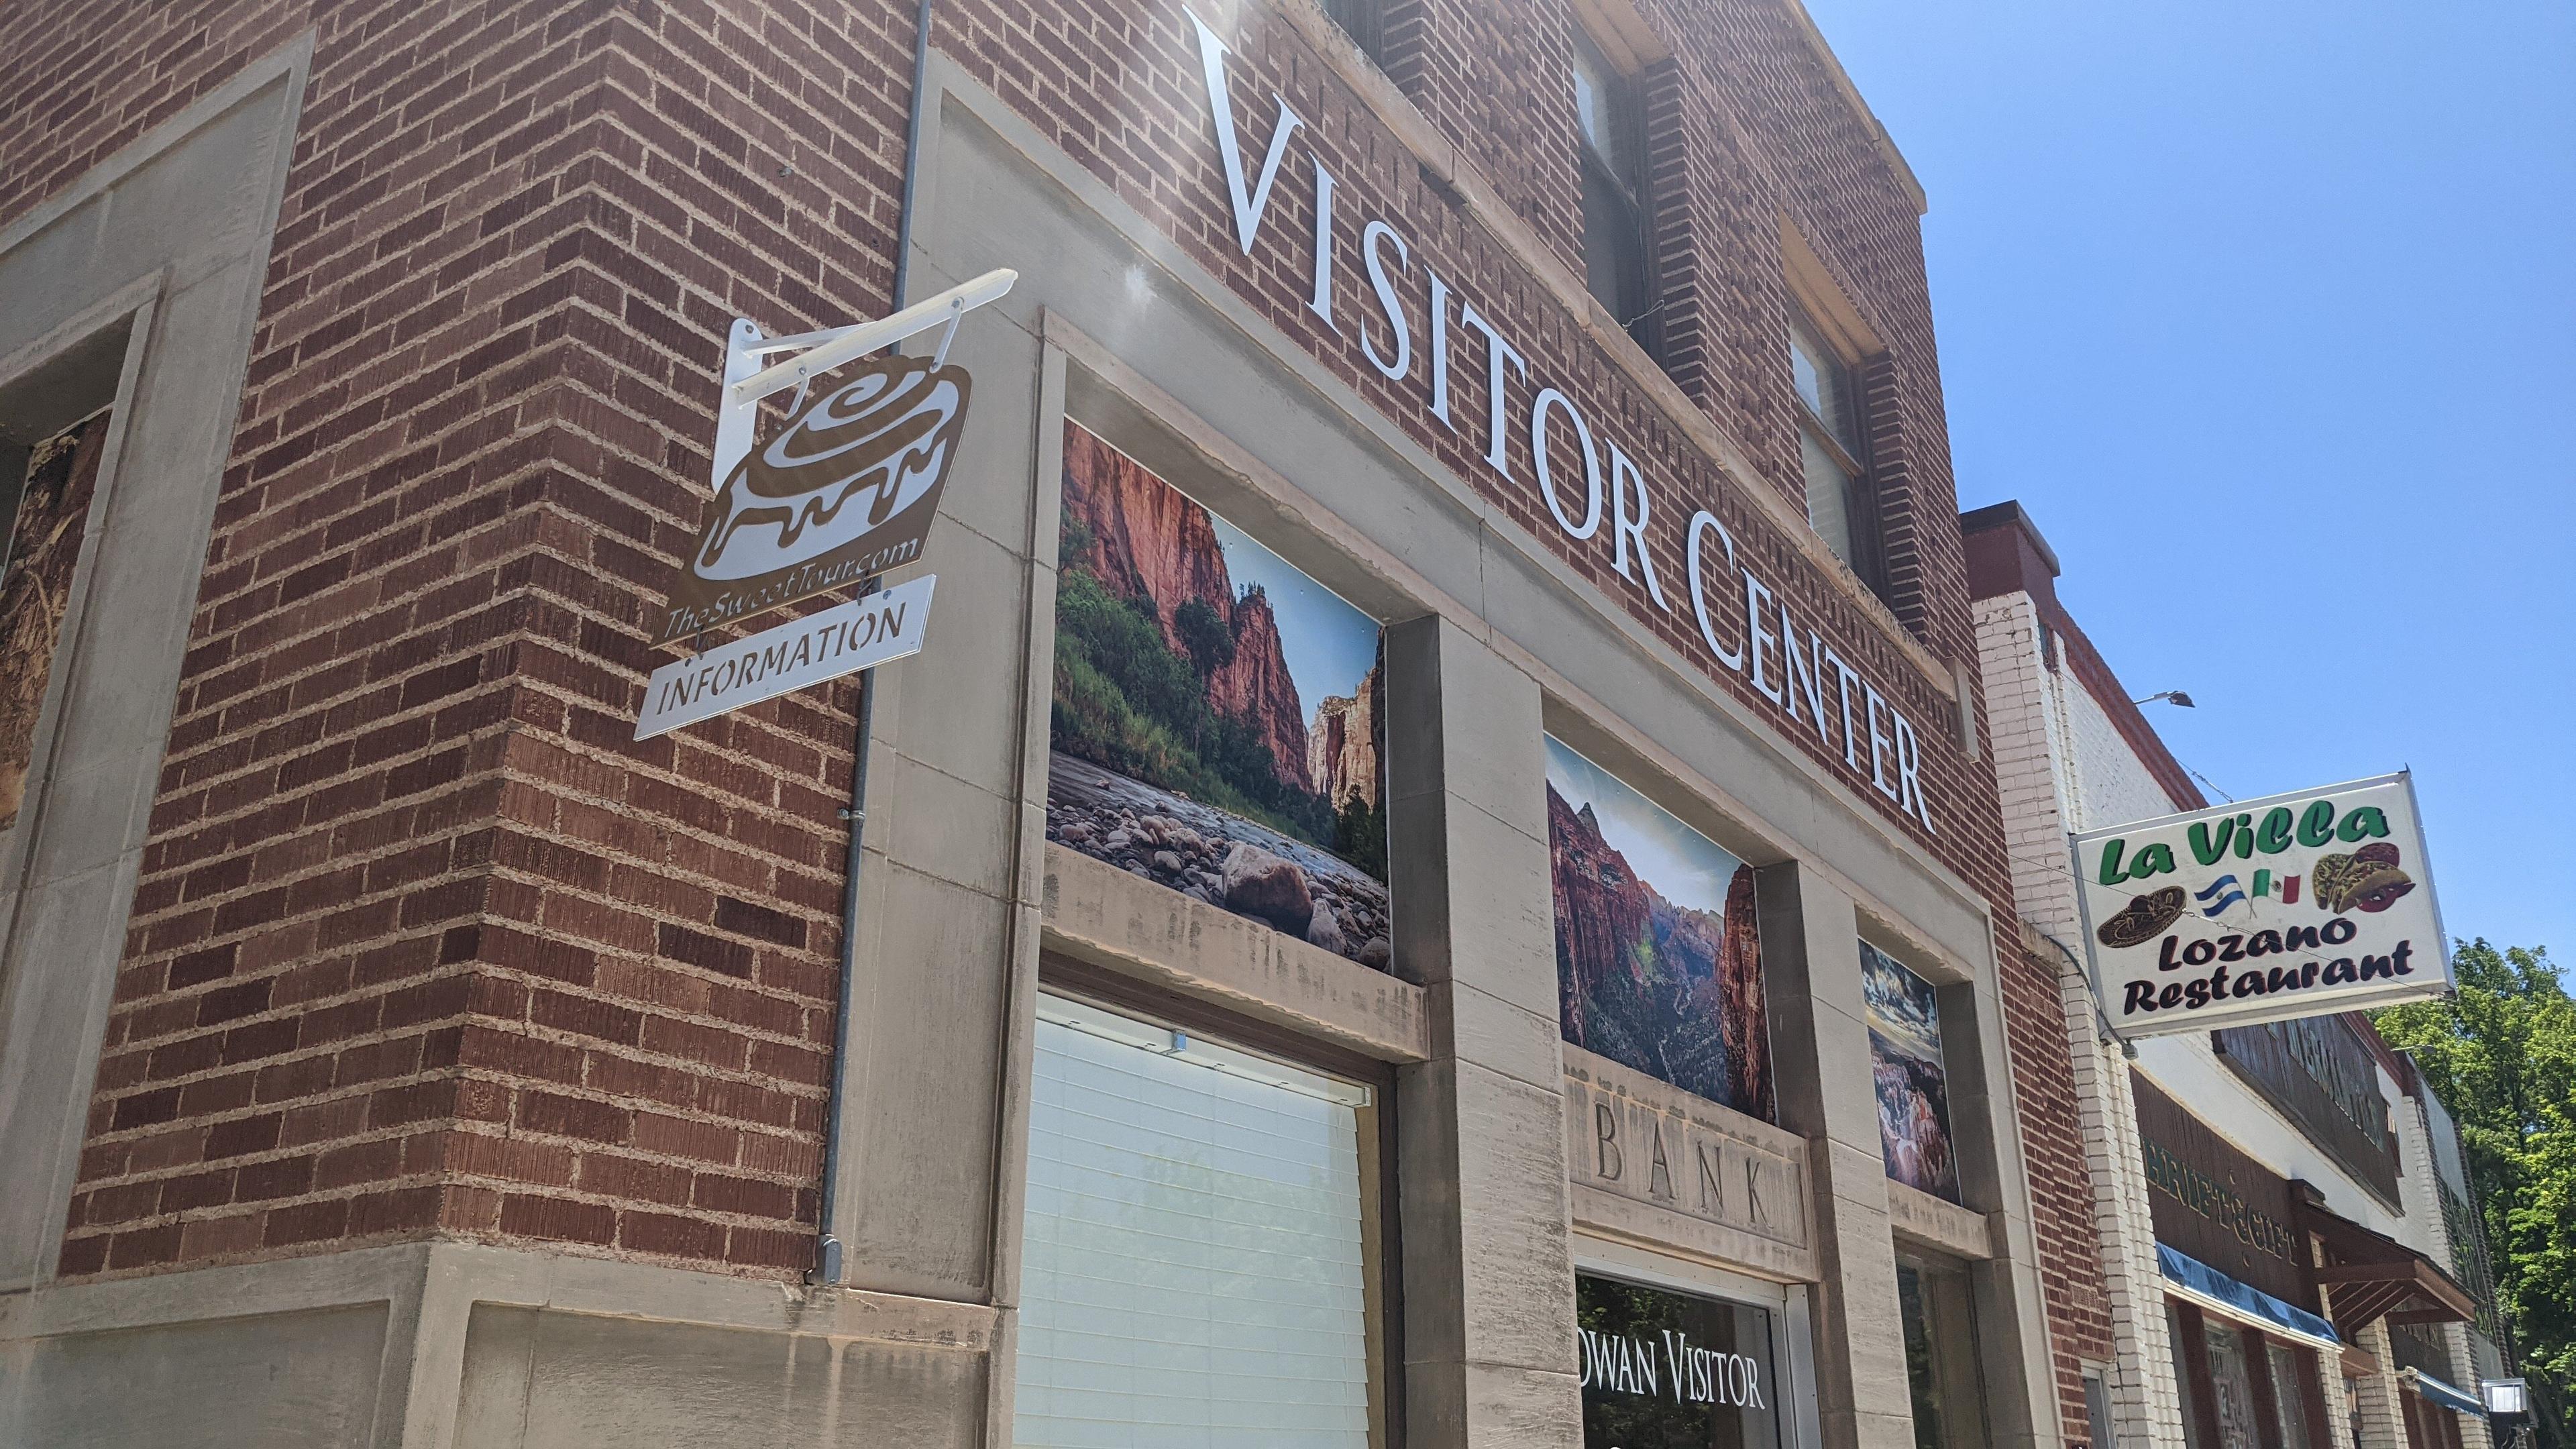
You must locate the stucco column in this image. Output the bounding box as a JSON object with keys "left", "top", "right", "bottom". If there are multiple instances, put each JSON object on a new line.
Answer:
{"left": 2391, "top": 1096, "right": 2495, "bottom": 1449}
{"left": 1383, "top": 614, "right": 1580, "bottom": 1448}
{"left": 2442, "top": 1321, "right": 2494, "bottom": 1449}
{"left": 1756, "top": 866, "right": 1916, "bottom": 1449}
{"left": 2388, "top": 1093, "right": 2494, "bottom": 1449}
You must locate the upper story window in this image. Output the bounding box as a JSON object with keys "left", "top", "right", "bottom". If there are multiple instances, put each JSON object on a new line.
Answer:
{"left": 1788, "top": 307, "right": 1881, "bottom": 590}
{"left": 1571, "top": 30, "right": 1660, "bottom": 358}
{"left": 1319, "top": 0, "right": 1387, "bottom": 67}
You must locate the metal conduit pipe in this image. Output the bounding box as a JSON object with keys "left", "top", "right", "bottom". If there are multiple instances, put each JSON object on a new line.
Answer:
{"left": 811, "top": 0, "right": 939, "bottom": 1288}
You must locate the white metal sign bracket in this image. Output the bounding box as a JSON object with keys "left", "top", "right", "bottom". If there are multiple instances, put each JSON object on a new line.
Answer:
{"left": 702, "top": 268, "right": 1016, "bottom": 495}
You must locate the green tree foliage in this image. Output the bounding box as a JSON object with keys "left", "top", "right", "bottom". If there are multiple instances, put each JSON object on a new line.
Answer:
{"left": 1332, "top": 794, "right": 1386, "bottom": 881}
{"left": 1173, "top": 596, "right": 1234, "bottom": 678}
{"left": 2374, "top": 941, "right": 2576, "bottom": 1448}
{"left": 1051, "top": 566, "right": 1336, "bottom": 850}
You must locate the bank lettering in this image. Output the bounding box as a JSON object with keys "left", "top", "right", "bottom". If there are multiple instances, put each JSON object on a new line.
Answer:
{"left": 1191, "top": 13, "right": 1939, "bottom": 833}
{"left": 1580, "top": 1087, "right": 1792, "bottom": 1240}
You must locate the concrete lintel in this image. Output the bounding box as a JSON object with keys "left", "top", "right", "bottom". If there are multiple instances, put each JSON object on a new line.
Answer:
{"left": 0, "top": 1240, "right": 998, "bottom": 1353}
{"left": 1568, "top": 1186, "right": 1819, "bottom": 1285}
{"left": 1038, "top": 842, "right": 1430, "bottom": 1063}
{"left": 1884, "top": 1180, "right": 1992, "bottom": 1262}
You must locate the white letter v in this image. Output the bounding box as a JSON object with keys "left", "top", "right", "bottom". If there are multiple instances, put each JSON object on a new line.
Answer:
{"left": 1191, "top": 11, "right": 1304, "bottom": 256}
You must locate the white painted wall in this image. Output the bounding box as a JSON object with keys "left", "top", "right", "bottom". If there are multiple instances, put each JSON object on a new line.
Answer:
{"left": 2129, "top": 1032, "right": 2410, "bottom": 1238}
{"left": 1976, "top": 579, "right": 2453, "bottom": 1449}
{"left": 1976, "top": 589, "right": 2413, "bottom": 1238}
{"left": 2053, "top": 663, "right": 2178, "bottom": 838}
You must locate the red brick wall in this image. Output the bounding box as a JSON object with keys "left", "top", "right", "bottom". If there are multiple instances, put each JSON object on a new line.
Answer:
{"left": 938, "top": 0, "right": 1982, "bottom": 847}
{"left": 12, "top": 0, "right": 2109, "bottom": 1430}
{"left": 0, "top": 0, "right": 307, "bottom": 223}
{"left": 21, "top": 0, "right": 919, "bottom": 1283}
{"left": 1371, "top": 0, "right": 1586, "bottom": 276}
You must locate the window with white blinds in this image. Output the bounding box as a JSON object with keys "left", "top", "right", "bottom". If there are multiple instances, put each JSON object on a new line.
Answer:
{"left": 1014, "top": 995, "right": 1377, "bottom": 1449}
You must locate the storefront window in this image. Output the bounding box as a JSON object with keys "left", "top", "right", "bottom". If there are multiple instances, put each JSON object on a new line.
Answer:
{"left": 1014, "top": 994, "right": 1381, "bottom": 1448}
{"left": 1546, "top": 735, "right": 1773, "bottom": 1120}
{"left": 1860, "top": 941, "right": 1960, "bottom": 1202}
{"left": 2267, "top": 1341, "right": 2316, "bottom": 1449}
{"left": 2201, "top": 1322, "right": 2264, "bottom": 1449}
{"left": 1896, "top": 1256, "right": 1988, "bottom": 1449}
{"left": 1576, "top": 1272, "right": 1782, "bottom": 1449}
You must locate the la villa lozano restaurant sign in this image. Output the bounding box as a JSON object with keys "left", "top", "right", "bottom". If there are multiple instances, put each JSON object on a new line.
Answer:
{"left": 2073, "top": 772, "right": 2453, "bottom": 1039}
{"left": 634, "top": 270, "right": 1016, "bottom": 740}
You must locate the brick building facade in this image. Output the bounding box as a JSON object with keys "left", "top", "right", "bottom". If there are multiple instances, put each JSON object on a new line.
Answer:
{"left": 1, "top": 1, "right": 2110, "bottom": 1445}
{"left": 1966, "top": 500, "right": 2498, "bottom": 1449}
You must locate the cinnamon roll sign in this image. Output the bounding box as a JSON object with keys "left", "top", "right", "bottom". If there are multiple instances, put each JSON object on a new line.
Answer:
{"left": 656, "top": 352, "right": 971, "bottom": 645}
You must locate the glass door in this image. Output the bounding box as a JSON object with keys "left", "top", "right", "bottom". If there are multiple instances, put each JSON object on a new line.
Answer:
{"left": 1895, "top": 1253, "right": 1989, "bottom": 1449}
{"left": 2200, "top": 1322, "right": 2263, "bottom": 1449}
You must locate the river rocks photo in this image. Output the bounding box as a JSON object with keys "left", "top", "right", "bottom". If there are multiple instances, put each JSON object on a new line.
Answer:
{"left": 1046, "top": 423, "right": 1391, "bottom": 970}
{"left": 1046, "top": 755, "right": 1391, "bottom": 967}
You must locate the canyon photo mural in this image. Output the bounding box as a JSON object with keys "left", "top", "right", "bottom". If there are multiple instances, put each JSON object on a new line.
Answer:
{"left": 1047, "top": 423, "right": 1390, "bottom": 968}
{"left": 0, "top": 410, "right": 109, "bottom": 834}
{"left": 1546, "top": 737, "right": 1772, "bottom": 1121}
{"left": 1860, "top": 941, "right": 1960, "bottom": 1202}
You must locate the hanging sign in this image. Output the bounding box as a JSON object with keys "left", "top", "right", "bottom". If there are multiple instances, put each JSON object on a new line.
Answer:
{"left": 635, "top": 270, "right": 1013, "bottom": 737}
{"left": 2072, "top": 771, "right": 2451, "bottom": 1038}
{"left": 635, "top": 574, "right": 934, "bottom": 741}
{"left": 655, "top": 269, "right": 1016, "bottom": 647}
{"left": 655, "top": 352, "right": 967, "bottom": 645}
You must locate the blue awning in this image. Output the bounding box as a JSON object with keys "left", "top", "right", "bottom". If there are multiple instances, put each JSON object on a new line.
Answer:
{"left": 2408, "top": 1371, "right": 2486, "bottom": 1417}
{"left": 2157, "top": 1243, "right": 2340, "bottom": 1348}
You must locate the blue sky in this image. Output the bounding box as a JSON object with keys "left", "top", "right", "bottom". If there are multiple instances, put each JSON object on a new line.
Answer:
{"left": 1205, "top": 510, "right": 1380, "bottom": 718}
{"left": 1799, "top": 0, "right": 2576, "bottom": 961}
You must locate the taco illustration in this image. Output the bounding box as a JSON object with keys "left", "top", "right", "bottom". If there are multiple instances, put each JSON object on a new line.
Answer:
{"left": 2312, "top": 843, "right": 2413, "bottom": 915}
